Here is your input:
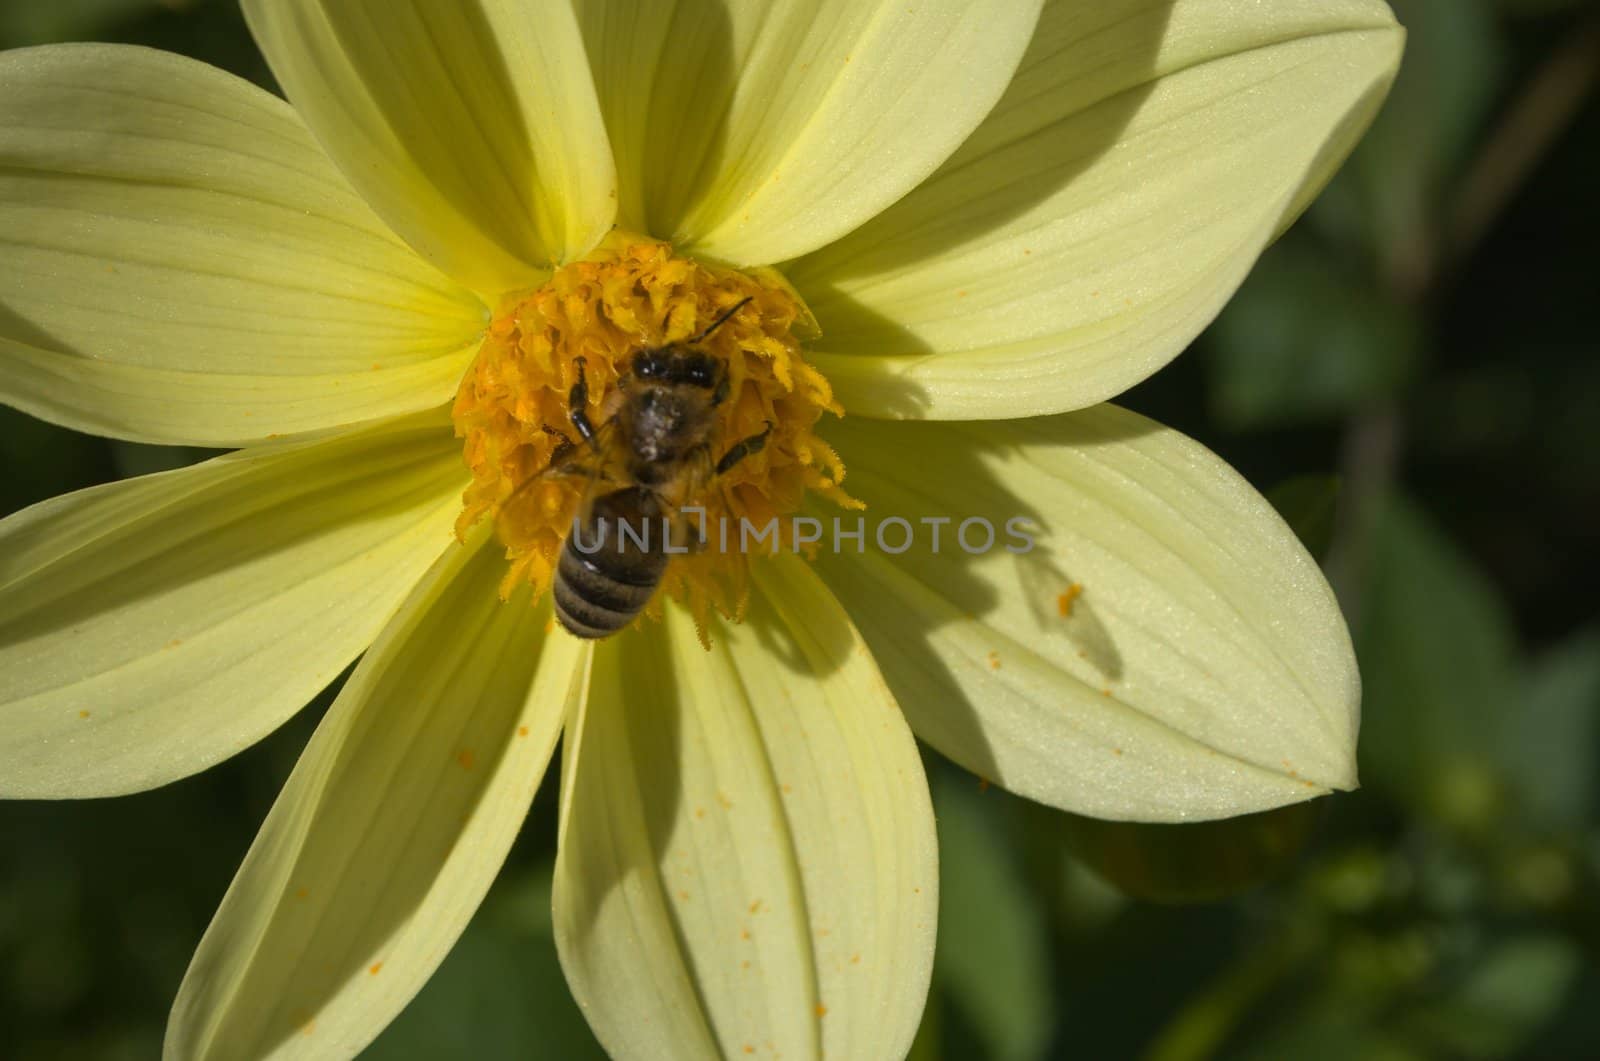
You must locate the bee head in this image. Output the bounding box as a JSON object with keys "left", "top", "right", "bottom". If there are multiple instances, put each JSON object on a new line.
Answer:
{"left": 629, "top": 348, "right": 720, "bottom": 389}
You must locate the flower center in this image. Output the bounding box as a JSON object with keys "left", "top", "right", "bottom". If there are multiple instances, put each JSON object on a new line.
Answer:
{"left": 452, "top": 235, "right": 854, "bottom": 633}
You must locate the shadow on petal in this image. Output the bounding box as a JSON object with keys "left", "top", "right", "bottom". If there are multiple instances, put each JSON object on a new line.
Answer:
{"left": 790, "top": 0, "right": 1175, "bottom": 347}
{"left": 802, "top": 411, "right": 1156, "bottom": 788}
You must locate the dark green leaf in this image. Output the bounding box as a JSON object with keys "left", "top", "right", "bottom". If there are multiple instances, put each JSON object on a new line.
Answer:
{"left": 932, "top": 774, "right": 1052, "bottom": 1061}
{"left": 1267, "top": 476, "right": 1342, "bottom": 561}
{"left": 366, "top": 867, "right": 604, "bottom": 1061}
{"left": 1356, "top": 494, "right": 1518, "bottom": 828}
{"left": 1060, "top": 802, "right": 1323, "bottom": 905}
{"left": 0, "top": 0, "right": 175, "bottom": 46}
{"left": 1208, "top": 238, "right": 1420, "bottom": 428}
{"left": 109, "top": 441, "right": 217, "bottom": 479}
{"left": 1401, "top": 936, "right": 1580, "bottom": 1058}
{"left": 1500, "top": 631, "right": 1600, "bottom": 828}
{"left": 1319, "top": 0, "right": 1504, "bottom": 283}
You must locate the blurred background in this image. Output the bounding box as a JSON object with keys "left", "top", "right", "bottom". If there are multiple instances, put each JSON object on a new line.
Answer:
{"left": 2, "top": 0, "right": 1598, "bottom": 1058}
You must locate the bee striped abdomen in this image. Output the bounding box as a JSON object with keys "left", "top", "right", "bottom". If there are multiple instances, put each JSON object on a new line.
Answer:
{"left": 553, "top": 543, "right": 662, "bottom": 638}
{"left": 553, "top": 487, "right": 668, "bottom": 639}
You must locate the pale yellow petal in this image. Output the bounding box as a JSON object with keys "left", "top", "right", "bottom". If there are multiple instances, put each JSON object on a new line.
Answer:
{"left": 0, "top": 412, "right": 465, "bottom": 799}
{"left": 579, "top": 0, "right": 1040, "bottom": 265}
{"left": 0, "top": 342, "right": 477, "bottom": 447}
{"left": 813, "top": 408, "right": 1359, "bottom": 821}
{"left": 166, "top": 531, "right": 590, "bottom": 1061}
{"left": 788, "top": 0, "right": 1405, "bottom": 419}
{"left": 243, "top": 0, "right": 616, "bottom": 292}
{"left": 553, "top": 554, "right": 937, "bottom": 1060}
{"left": 0, "top": 44, "right": 487, "bottom": 446}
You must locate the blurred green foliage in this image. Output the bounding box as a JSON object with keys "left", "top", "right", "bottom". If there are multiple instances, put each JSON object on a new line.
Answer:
{"left": 3, "top": 0, "right": 1599, "bottom": 1058}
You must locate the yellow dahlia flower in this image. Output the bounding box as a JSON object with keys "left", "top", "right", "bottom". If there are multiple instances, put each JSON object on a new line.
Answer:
{"left": 0, "top": 1, "right": 1403, "bottom": 1058}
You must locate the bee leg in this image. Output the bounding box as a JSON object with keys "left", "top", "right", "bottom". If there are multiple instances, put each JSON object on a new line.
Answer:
{"left": 711, "top": 367, "right": 730, "bottom": 407}
{"left": 569, "top": 356, "right": 598, "bottom": 451}
{"left": 540, "top": 425, "right": 576, "bottom": 465}
{"left": 715, "top": 420, "right": 774, "bottom": 476}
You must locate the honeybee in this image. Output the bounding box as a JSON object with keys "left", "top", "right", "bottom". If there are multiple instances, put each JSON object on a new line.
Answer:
{"left": 508, "top": 298, "right": 772, "bottom": 639}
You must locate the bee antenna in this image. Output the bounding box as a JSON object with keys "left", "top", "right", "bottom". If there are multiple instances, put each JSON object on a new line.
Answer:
{"left": 690, "top": 297, "right": 753, "bottom": 343}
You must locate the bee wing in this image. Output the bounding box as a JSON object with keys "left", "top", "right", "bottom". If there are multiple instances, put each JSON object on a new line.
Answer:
{"left": 677, "top": 442, "right": 716, "bottom": 505}
{"left": 662, "top": 443, "right": 718, "bottom": 551}
{"left": 496, "top": 420, "right": 623, "bottom": 539}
